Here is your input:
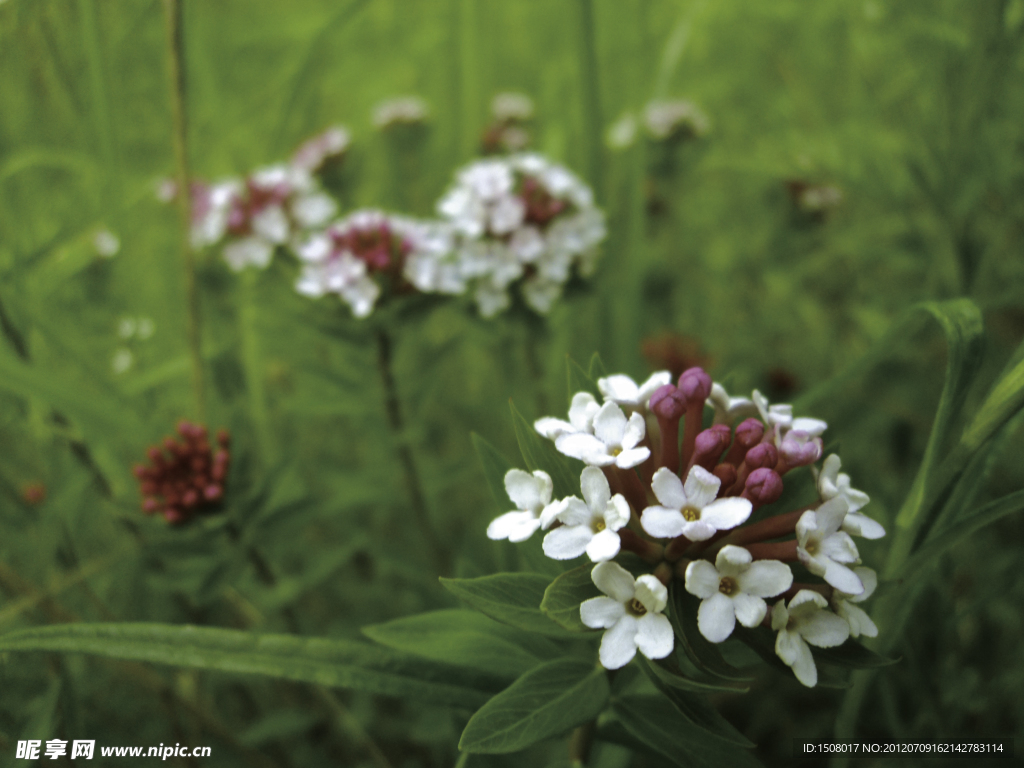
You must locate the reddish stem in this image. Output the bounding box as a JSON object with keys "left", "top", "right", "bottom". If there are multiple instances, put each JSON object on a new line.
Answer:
{"left": 711, "top": 508, "right": 809, "bottom": 551}
{"left": 663, "top": 534, "right": 691, "bottom": 562}
{"left": 615, "top": 466, "right": 650, "bottom": 515}
{"left": 680, "top": 405, "right": 702, "bottom": 469}
{"left": 618, "top": 529, "right": 664, "bottom": 563}
{"left": 745, "top": 539, "right": 798, "bottom": 562}
{"left": 658, "top": 416, "right": 681, "bottom": 474}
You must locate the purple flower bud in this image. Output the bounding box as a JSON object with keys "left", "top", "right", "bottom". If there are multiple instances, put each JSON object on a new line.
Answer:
{"left": 692, "top": 424, "right": 732, "bottom": 469}
{"left": 743, "top": 442, "right": 779, "bottom": 470}
{"left": 743, "top": 468, "right": 784, "bottom": 507}
{"left": 779, "top": 431, "right": 823, "bottom": 467}
{"left": 712, "top": 462, "right": 737, "bottom": 491}
{"left": 734, "top": 418, "right": 765, "bottom": 449}
{"left": 677, "top": 367, "right": 712, "bottom": 405}
{"left": 650, "top": 384, "right": 687, "bottom": 420}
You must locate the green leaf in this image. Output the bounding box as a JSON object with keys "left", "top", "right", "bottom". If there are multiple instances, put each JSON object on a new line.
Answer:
{"left": 567, "top": 354, "right": 600, "bottom": 406}
{"left": 611, "top": 694, "right": 762, "bottom": 768}
{"left": 810, "top": 640, "right": 899, "bottom": 670}
{"left": 0, "top": 623, "right": 497, "bottom": 708}
{"left": 363, "top": 609, "right": 562, "bottom": 679}
{"left": 958, "top": 336, "right": 1024, "bottom": 455}
{"left": 472, "top": 432, "right": 515, "bottom": 510}
{"left": 640, "top": 654, "right": 749, "bottom": 695}
{"left": 541, "top": 565, "right": 602, "bottom": 632}
{"left": 510, "top": 400, "right": 580, "bottom": 499}
{"left": 587, "top": 352, "right": 608, "bottom": 381}
{"left": 440, "top": 573, "right": 578, "bottom": 638}
{"left": 459, "top": 658, "right": 609, "bottom": 754}
{"left": 668, "top": 583, "right": 751, "bottom": 682}
{"left": 733, "top": 628, "right": 850, "bottom": 689}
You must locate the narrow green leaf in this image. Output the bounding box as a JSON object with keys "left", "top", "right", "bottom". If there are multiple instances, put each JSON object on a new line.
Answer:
{"left": 959, "top": 339, "right": 1024, "bottom": 455}
{"left": 611, "top": 694, "right": 762, "bottom": 768}
{"left": 459, "top": 658, "right": 609, "bottom": 754}
{"left": 810, "top": 641, "right": 899, "bottom": 670}
{"left": 640, "top": 654, "right": 748, "bottom": 695}
{"left": 567, "top": 354, "right": 600, "bottom": 407}
{"left": 541, "top": 565, "right": 601, "bottom": 632}
{"left": 668, "top": 583, "right": 751, "bottom": 682}
{"left": 509, "top": 400, "right": 581, "bottom": 499}
{"left": 587, "top": 352, "right": 608, "bottom": 381}
{"left": 363, "top": 609, "right": 561, "bottom": 679}
{"left": 440, "top": 574, "right": 578, "bottom": 638}
{"left": 472, "top": 432, "right": 515, "bottom": 510}
{"left": 0, "top": 623, "right": 496, "bottom": 708}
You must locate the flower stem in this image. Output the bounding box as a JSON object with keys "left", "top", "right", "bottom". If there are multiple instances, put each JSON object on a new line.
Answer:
{"left": 239, "top": 269, "right": 275, "bottom": 466}
{"left": 576, "top": 0, "right": 604, "bottom": 197}
{"left": 375, "top": 327, "right": 449, "bottom": 574}
{"left": 569, "top": 719, "right": 596, "bottom": 767}
{"left": 745, "top": 539, "right": 798, "bottom": 562}
{"left": 162, "top": 0, "right": 206, "bottom": 422}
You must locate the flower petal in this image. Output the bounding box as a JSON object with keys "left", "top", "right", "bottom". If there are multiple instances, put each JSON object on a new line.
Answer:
{"left": 599, "top": 616, "right": 639, "bottom": 670}
{"left": 635, "top": 613, "right": 674, "bottom": 660}
{"left": 697, "top": 592, "right": 736, "bottom": 643}
{"left": 486, "top": 511, "right": 541, "bottom": 542}
{"left": 634, "top": 575, "right": 668, "bottom": 614}
{"left": 680, "top": 519, "right": 717, "bottom": 542}
{"left": 848, "top": 567, "right": 878, "bottom": 603}
{"left": 738, "top": 560, "right": 794, "bottom": 598}
{"left": 822, "top": 531, "right": 860, "bottom": 564}
{"left": 556, "top": 497, "right": 592, "bottom": 527}
{"left": 580, "top": 466, "right": 610, "bottom": 510}
{"left": 700, "top": 498, "right": 753, "bottom": 531}
{"left": 684, "top": 560, "right": 722, "bottom": 599}
{"left": 539, "top": 499, "right": 567, "bottom": 530}
{"left": 542, "top": 525, "right": 592, "bottom": 560}
{"left": 816, "top": 496, "right": 849, "bottom": 535}
{"left": 621, "top": 412, "right": 647, "bottom": 450}
{"left": 798, "top": 610, "right": 850, "bottom": 649}
{"left": 641, "top": 505, "right": 685, "bottom": 539}
{"left": 597, "top": 374, "right": 640, "bottom": 405}
{"left": 615, "top": 447, "right": 651, "bottom": 469}
{"left": 778, "top": 630, "right": 817, "bottom": 687}
{"left": 683, "top": 465, "right": 721, "bottom": 509}
{"left": 732, "top": 593, "right": 768, "bottom": 628}
{"left": 591, "top": 561, "right": 636, "bottom": 603}
{"left": 842, "top": 512, "right": 886, "bottom": 540}
{"left": 637, "top": 372, "right": 672, "bottom": 405}
{"left": 604, "top": 495, "right": 631, "bottom": 532}
{"left": 770, "top": 599, "right": 789, "bottom": 631}
{"left": 821, "top": 560, "right": 865, "bottom": 596}
{"left": 650, "top": 468, "right": 686, "bottom": 509}
{"left": 586, "top": 529, "right": 622, "bottom": 562}
{"left": 580, "top": 596, "right": 625, "bottom": 629}
{"left": 835, "top": 602, "right": 877, "bottom": 639}
{"left": 534, "top": 417, "right": 576, "bottom": 440}
{"left": 568, "top": 392, "right": 600, "bottom": 432}
{"left": 504, "top": 469, "right": 551, "bottom": 511}
{"left": 555, "top": 433, "right": 614, "bottom": 465}
{"left": 593, "top": 402, "right": 628, "bottom": 446}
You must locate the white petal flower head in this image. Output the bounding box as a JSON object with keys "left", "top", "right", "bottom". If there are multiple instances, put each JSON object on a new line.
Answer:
{"left": 486, "top": 469, "right": 559, "bottom": 543}
{"left": 554, "top": 402, "right": 651, "bottom": 469}
{"left": 580, "top": 561, "right": 674, "bottom": 669}
{"left": 831, "top": 567, "right": 879, "bottom": 638}
{"left": 598, "top": 371, "right": 672, "bottom": 412}
{"left": 224, "top": 236, "right": 274, "bottom": 272}
{"left": 709, "top": 383, "right": 759, "bottom": 426}
{"left": 641, "top": 466, "right": 752, "bottom": 542}
{"left": 816, "top": 454, "right": 885, "bottom": 540}
{"left": 543, "top": 467, "right": 630, "bottom": 562}
{"left": 684, "top": 545, "right": 794, "bottom": 643}
{"left": 752, "top": 390, "right": 793, "bottom": 430}
{"left": 772, "top": 590, "right": 850, "bottom": 687}
{"left": 534, "top": 392, "right": 601, "bottom": 441}
{"left": 796, "top": 498, "right": 864, "bottom": 595}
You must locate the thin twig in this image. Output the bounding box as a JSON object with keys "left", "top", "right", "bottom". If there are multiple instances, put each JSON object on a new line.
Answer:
{"left": 162, "top": 0, "right": 206, "bottom": 421}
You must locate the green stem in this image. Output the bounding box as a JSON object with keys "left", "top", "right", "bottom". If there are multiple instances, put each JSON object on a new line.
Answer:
{"left": 458, "top": 0, "right": 481, "bottom": 158}
{"left": 375, "top": 327, "right": 449, "bottom": 574}
{"left": 239, "top": 269, "right": 275, "bottom": 465}
{"left": 162, "top": 0, "right": 206, "bottom": 422}
{"left": 576, "top": 0, "right": 604, "bottom": 198}
{"left": 569, "top": 719, "right": 596, "bottom": 767}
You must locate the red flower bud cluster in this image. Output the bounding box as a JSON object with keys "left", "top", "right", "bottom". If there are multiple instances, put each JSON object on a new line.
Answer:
{"left": 133, "top": 421, "right": 231, "bottom": 524}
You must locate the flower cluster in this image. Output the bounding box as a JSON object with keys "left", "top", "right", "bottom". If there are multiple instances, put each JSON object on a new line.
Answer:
{"left": 436, "top": 154, "right": 606, "bottom": 316}
{"left": 487, "top": 367, "right": 885, "bottom": 686}
{"left": 133, "top": 421, "right": 231, "bottom": 524}
{"left": 481, "top": 92, "right": 534, "bottom": 154}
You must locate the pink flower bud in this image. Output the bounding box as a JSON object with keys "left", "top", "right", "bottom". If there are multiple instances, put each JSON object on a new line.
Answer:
{"left": 743, "top": 442, "right": 779, "bottom": 470}
{"left": 650, "top": 384, "right": 686, "bottom": 420}
{"left": 742, "top": 468, "right": 784, "bottom": 507}
{"left": 734, "top": 418, "right": 765, "bottom": 449}
{"left": 712, "top": 463, "right": 737, "bottom": 491}
{"left": 779, "top": 431, "right": 823, "bottom": 467}
{"left": 677, "top": 367, "right": 712, "bottom": 405}
{"left": 692, "top": 424, "right": 732, "bottom": 470}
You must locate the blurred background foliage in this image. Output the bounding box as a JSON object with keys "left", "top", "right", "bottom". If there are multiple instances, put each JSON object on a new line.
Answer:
{"left": 0, "top": 0, "right": 1023, "bottom": 765}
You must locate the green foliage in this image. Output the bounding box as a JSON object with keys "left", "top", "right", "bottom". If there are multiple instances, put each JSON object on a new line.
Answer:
{"left": 540, "top": 564, "right": 602, "bottom": 632}
{"left": 441, "top": 573, "right": 578, "bottom": 637}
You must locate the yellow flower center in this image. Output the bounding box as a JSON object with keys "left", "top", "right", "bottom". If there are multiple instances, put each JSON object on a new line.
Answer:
{"left": 593, "top": 519, "right": 606, "bottom": 532}
{"left": 682, "top": 505, "right": 701, "bottom": 522}
{"left": 718, "top": 577, "right": 737, "bottom": 596}
{"left": 804, "top": 540, "right": 819, "bottom": 556}
{"left": 628, "top": 598, "right": 647, "bottom": 616}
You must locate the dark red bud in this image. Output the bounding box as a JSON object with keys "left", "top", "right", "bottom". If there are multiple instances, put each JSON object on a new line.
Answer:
{"left": 182, "top": 489, "right": 199, "bottom": 507}
{"left": 692, "top": 425, "right": 732, "bottom": 469}
{"left": 650, "top": 384, "right": 686, "bottom": 420}
{"left": 742, "top": 468, "right": 784, "bottom": 507}
{"left": 216, "top": 429, "right": 231, "bottom": 448}
{"left": 142, "top": 498, "right": 161, "bottom": 513}
{"left": 744, "top": 442, "right": 779, "bottom": 470}
{"left": 677, "top": 367, "right": 712, "bottom": 405}
{"left": 204, "top": 485, "right": 223, "bottom": 501}
{"left": 712, "top": 463, "right": 737, "bottom": 492}
{"left": 734, "top": 418, "right": 765, "bottom": 449}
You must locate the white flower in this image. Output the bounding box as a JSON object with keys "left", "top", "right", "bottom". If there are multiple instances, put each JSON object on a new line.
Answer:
{"left": 290, "top": 126, "right": 350, "bottom": 173}
{"left": 684, "top": 545, "right": 793, "bottom": 643}
{"left": 534, "top": 392, "right": 601, "bottom": 441}
{"left": 486, "top": 469, "right": 560, "bottom": 543}
{"left": 111, "top": 348, "right": 132, "bottom": 374}
{"left": 772, "top": 590, "right": 850, "bottom": 687}
{"left": 708, "top": 383, "right": 759, "bottom": 425}
{"left": 373, "top": 96, "right": 430, "bottom": 129}
{"left": 831, "top": 567, "right": 878, "bottom": 638}
{"left": 554, "top": 402, "right": 651, "bottom": 469}
{"left": 643, "top": 99, "right": 710, "bottom": 140}
{"left": 93, "top": 229, "right": 120, "bottom": 258}
{"left": 641, "top": 466, "right": 752, "bottom": 541}
{"left": 815, "top": 454, "right": 885, "bottom": 540}
{"left": 491, "top": 92, "right": 534, "bottom": 122}
{"left": 580, "top": 561, "right": 674, "bottom": 669}
{"left": 796, "top": 498, "right": 864, "bottom": 595}
{"left": 542, "top": 467, "right": 630, "bottom": 562}
{"left": 597, "top": 372, "right": 671, "bottom": 411}
{"left": 752, "top": 390, "right": 793, "bottom": 430}
{"left": 606, "top": 112, "right": 638, "bottom": 150}
{"left": 224, "top": 237, "right": 274, "bottom": 272}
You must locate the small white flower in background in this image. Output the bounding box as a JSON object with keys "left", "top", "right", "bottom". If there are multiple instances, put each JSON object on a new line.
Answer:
{"left": 815, "top": 454, "right": 885, "bottom": 539}
{"left": 486, "top": 469, "right": 560, "bottom": 543}
{"left": 684, "top": 545, "right": 793, "bottom": 643}
{"left": 136, "top": 317, "right": 155, "bottom": 340}
{"left": 373, "top": 96, "right": 430, "bottom": 129}
{"left": 708, "top": 383, "right": 759, "bottom": 426}
{"left": 831, "top": 566, "right": 878, "bottom": 638}
{"left": 117, "top": 317, "right": 137, "bottom": 340}
{"left": 641, "top": 466, "right": 752, "bottom": 541}
{"left": 752, "top": 389, "right": 793, "bottom": 431}
{"left": 606, "top": 112, "right": 638, "bottom": 150}
{"left": 534, "top": 391, "right": 601, "bottom": 440}
{"left": 554, "top": 402, "right": 650, "bottom": 469}
{"left": 93, "top": 229, "right": 120, "bottom": 258}
{"left": 491, "top": 92, "right": 534, "bottom": 122}
{"left": 643, "top": 99, "right": 710, "bottom": 140}
{"left": 435, "top": 153, "right": 605, "bottom": 318}
{"left": 111, "top": 348, "right": 133, "bottom": 375}
{"left": 598, "top": 371, "right": 671, "bottom": 412}
{"left": 290, "top": 125, "right": 350, "bottom": 173}
{"left": 155, "top": 177, "right": 177, "bottom": 203}
{"left": 543, "top": 467, "right": 630, "bottom": 562}
{"left": 796, "top": 497, "right": 864, "bottom": 595}
{"left": 580, "top": 561, "right": 674, "bottom": 670}
{"left": 772, "top": 590, "right": 850, "bottom": 687}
